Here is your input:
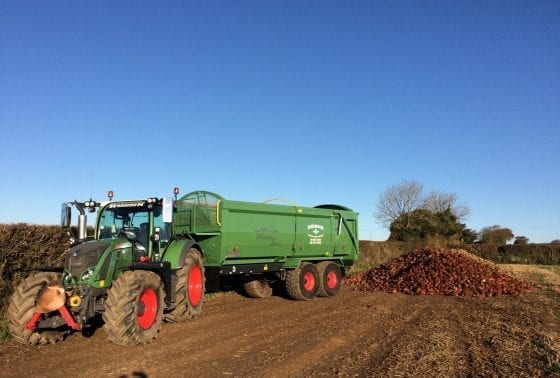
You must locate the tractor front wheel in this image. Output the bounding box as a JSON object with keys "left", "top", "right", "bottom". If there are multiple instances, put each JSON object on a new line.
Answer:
{"left": 102, "top": 270, "right": 164, "bottom": 346}
{"left": 7, "top": 272, "right": 69, "bottom": 345}
{"left": 164, "top": 248, "right": 205, "bottom": 322}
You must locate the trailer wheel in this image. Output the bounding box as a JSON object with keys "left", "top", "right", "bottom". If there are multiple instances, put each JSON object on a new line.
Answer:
{"left": 316, "top": 261, "right": 342, "bottom": 297}
{"left": 285, "top": 262, "right": 319, "bottom": 300}
{"left": 103, "top": 270, "right": 165, "bottom": 346}
{"left": 7, "top": 272, "right": 69, "bottom": 345}
{"left": 165, "top": 248, "right": 205, "bottom": 322}
{"left": 244, "top": 279, "right": 273, "bottom": 298}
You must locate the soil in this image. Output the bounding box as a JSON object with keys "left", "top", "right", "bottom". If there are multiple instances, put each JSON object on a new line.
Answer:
{"left": 1, "top": 265, "right": 559, "bottom": 377}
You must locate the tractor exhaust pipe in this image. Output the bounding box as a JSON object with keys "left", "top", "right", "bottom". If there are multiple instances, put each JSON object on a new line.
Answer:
{"left": 78, "top": 213, "right": 87, "bottom": 241}
{"left": 71, "top": 201, "right": 88, "bottom": 241}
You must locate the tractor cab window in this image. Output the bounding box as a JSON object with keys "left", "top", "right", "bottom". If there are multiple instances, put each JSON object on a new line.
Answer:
{"left": 98, "top": 203, "right": 149, "bottom": 244}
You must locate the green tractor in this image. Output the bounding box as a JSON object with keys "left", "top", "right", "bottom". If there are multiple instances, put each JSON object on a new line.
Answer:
{"left": 8, "top": 189, "right": 358, "bottom": 346}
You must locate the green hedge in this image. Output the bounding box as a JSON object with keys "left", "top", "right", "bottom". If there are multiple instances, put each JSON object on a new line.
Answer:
{"left": 448, "top": 243, "right": 560, "bottom": 265}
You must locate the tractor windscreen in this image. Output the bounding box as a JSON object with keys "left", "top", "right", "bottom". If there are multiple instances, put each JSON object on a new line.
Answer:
{"left": 97, "top": 200, "right": 170, "bottom": 248}
{"left": 98, "top": 202, "right": 150, "bottom": 241}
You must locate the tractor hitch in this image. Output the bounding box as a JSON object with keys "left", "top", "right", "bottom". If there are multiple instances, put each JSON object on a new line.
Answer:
{"left": 24, "top": 286, "right": 82, "bottom": 331}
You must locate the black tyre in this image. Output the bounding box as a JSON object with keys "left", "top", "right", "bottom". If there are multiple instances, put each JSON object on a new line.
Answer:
{"left": 244, "top": 279, "right": 273, "bottom": 298}
{"left": 285, "top": 262, "right": 319, "bottom": 301}
{"left": 164, "top": 248, "right": 205, "bottom": 322}
{"left": 7, "top": 272, "right": 68, "bottom": 345}
{"left": 102, "top": 270, "right": 165, "bottom": 346}
{"left": 316, "top": 261, "right": 342, "bottom": 297}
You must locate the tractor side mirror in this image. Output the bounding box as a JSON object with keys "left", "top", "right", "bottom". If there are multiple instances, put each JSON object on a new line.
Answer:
{"left": 61, "top": 203, "right": 72, "bottom": 228}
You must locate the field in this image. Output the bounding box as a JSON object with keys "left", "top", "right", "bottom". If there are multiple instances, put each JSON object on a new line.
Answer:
{"left": 0, "top": 264, "right": 558, "bottom": 377}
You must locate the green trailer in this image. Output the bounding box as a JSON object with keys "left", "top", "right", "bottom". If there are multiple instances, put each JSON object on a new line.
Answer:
{"left": 7, "top": 189, "right": 358, "bottom": 346}
{"left": 169, "top": 191, "right": 358, "bottom": 297}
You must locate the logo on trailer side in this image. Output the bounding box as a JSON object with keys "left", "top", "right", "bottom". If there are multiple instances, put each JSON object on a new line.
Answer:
{"left": 307, "top": 224, "right": 324, "bottom": 245}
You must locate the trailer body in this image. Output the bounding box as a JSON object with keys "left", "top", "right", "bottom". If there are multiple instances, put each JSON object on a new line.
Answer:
{"left": 168, "top": 191, "right": 358, "bottom": 282}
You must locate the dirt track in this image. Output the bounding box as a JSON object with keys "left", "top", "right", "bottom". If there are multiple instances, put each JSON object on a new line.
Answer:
{"left": 1, "top": 265, "right": 559, "bottom": 377}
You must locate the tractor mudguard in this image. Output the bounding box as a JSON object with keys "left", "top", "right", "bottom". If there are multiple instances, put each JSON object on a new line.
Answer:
{"left": 161, "top": 239, "right": 202, "bottom": 270}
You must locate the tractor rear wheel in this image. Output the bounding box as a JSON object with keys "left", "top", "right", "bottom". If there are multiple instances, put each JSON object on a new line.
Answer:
{"left": 316, "top": 261, "right": 342, "bottom": 297}
{"left": 7, "top": 272, "right": 68, "bottom": 345}
{"left": 164, "top": 248, "right": 205, "bottom": 322}
{"left": 102, "top": 270, "right": 164, "bottom": 346}
{"left": 244, "top": 279, "right": 273, "bottom": 298}
{"left": 285, "top": 262, "right": 319, "bottom": 300}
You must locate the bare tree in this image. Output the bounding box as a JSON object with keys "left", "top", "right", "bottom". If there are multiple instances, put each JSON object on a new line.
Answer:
{"left": 375, "top": 180, "right": 425, "bottom": 228}
{"left": 423, "top": 190, "right": 470, "bottom": 221}
{"left": 375, "top": 180, "right": 470, "bottom": 229}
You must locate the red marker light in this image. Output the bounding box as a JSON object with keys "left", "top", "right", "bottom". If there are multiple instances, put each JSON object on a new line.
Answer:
{"left": 173, "top": 187, "right": 180, "bottom": 195}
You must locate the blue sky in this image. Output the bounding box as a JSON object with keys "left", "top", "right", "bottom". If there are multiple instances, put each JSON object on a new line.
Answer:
{"left": 1, "top": 1, "right": 559, "bottom": 242}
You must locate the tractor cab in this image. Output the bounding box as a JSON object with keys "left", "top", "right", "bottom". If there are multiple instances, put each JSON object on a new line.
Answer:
{"left": 61, "top": 192, "right": 174, "bottom": 261}
{"left": 96, "top": 198, "right": 171, "bottom": 259}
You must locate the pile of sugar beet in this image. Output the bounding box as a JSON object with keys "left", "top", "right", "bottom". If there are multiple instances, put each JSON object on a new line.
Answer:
{"left": 344, "top": 248, "right": 531, "bottom": 297}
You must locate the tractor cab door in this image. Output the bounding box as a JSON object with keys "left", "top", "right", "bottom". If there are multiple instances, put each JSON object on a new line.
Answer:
{"left": 151, "top": 205, "right": 171, "bottom": 257}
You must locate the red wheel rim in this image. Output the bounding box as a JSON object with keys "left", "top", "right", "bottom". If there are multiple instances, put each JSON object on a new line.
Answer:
{"left": 326, "top": 270, "right": 338, "bottom": 289}
{"left": 303, "top": 271, "right": 315, "bottom": 292}
{"left": 137, "top": 288, "right": 157, "bottom": 330}
{"left": 188, "top": 265, "right": 203, "bottom": 306}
